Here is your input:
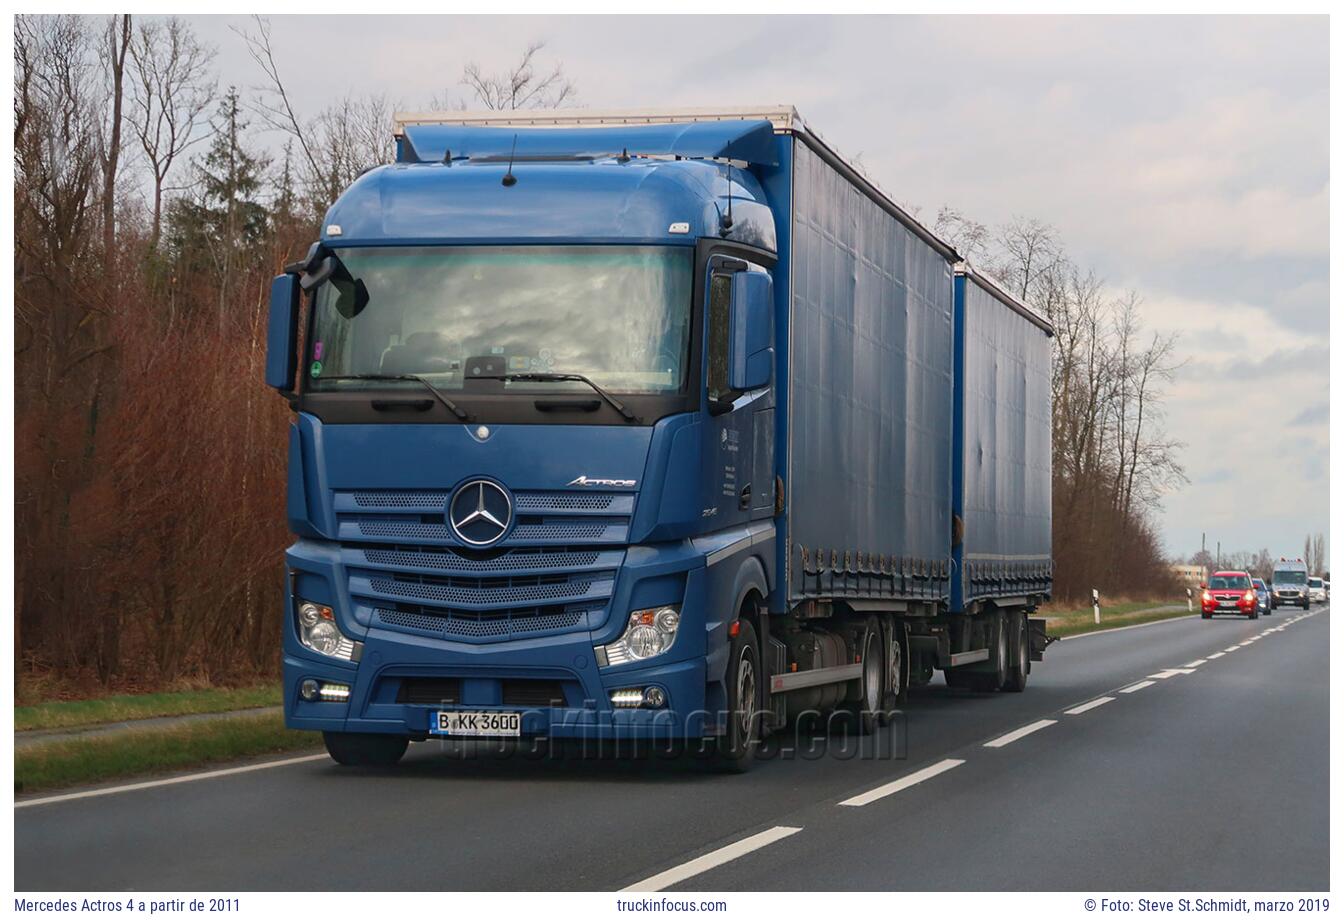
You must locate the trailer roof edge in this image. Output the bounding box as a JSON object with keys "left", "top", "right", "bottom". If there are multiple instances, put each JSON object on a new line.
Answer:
{"left": 955, "top": 262, "right": 1055, "bottom": 336}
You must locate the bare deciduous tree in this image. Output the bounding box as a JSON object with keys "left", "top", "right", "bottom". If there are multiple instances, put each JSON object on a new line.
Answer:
{"left": 461, "top": 41, "right": 575, "bottom": 110}
{"left": 235, "top": 16, "right": 391, "bottom": 212}
{"left": 128, "top": 16, "right": 216, "bottom": 249}
{"left": 99, "top": 14, "right": 130, "bottom": 260}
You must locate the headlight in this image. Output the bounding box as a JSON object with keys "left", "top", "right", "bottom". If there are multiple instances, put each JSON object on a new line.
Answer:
{"left": 296, "top": 600, "right": 357, "bottom": 661}
{"left": 598, "top": 605, "right": 681, "bottom": 666}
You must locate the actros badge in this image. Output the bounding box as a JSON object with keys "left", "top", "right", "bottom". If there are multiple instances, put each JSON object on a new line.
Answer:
{"left": 567, "top": 475, "right": 637, "bottom": 488}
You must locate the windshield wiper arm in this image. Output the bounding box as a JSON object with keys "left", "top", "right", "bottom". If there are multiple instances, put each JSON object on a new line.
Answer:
{"left": 318, "top": 374, "right": 470, "bottom": 421}
{"left": 473, "top": 372, "right": 639, "bottom": 423}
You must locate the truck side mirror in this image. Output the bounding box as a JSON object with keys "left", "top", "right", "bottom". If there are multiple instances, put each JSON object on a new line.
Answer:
{"left": 729, "top": 271, "right": 773, "bottom": 391}
{"left": 266, "top": 273, "right": 301, "bottom": 392}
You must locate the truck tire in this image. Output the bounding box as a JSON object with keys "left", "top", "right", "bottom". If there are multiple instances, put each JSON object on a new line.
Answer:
{"left": 842, "top": 618, "right": 885, "bottom": 735}
{"left": 323, "top": 732, "right": 409, "bottom": 767}
{"left": 970, "top": 610, "right": 1009, "bottom": 692}
{"left": 1003, "top": 611, "right": 1029, "bottom": 692}
{"left": 712, "top": 618, "right": 761, "bottom": 773}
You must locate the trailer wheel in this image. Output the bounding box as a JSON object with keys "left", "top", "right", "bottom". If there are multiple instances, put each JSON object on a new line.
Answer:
{"left": 323, "top": 732, "right": 409, "bottom": 767}
{"left": 1003, "top": 612, "right": 1029, "bottom": 692}
{"left": 843, "top": 620, "right": 885, "bottom": 735}
{"left": 712, "top": 618, "right": 761, "bottom": 773}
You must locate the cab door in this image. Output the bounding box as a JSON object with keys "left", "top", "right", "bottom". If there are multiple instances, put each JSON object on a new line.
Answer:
{"left": 703, "top": 256, "right": 775, "bottom": 527}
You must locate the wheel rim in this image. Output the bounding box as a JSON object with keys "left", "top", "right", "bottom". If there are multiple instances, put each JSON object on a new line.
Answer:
{"left": 736, "top": 648, "right": 756, "bottom": 742}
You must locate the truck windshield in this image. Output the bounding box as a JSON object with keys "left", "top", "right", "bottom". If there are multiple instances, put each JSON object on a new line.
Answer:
{"left": 1274, "top": 570, "right": 1307, "bottom": 584}
{"left": 305, "top": 246, "right": 693, "bottom": 394}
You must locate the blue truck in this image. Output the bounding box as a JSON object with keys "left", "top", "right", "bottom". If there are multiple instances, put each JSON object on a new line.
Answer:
{"left": 264, "top": 107, "right": 1054, "bottom": 770}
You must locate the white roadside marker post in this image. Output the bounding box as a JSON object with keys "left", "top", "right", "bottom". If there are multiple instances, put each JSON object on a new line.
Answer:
{"left": 1093, "top": 588, "right": 1101, "bottom": 625}
{"left": 1186, "top": 587, "right": 1193, "bottom": 613}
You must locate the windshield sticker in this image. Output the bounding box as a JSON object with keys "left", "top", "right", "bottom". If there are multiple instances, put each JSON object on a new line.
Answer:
{"left": 313, "top": 341, "right": 324, "bottom": 360}
{"left": 310, "top": 360, "right": 323, "bottom": 378}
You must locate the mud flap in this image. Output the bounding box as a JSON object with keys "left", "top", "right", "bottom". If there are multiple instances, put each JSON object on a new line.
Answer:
{"left": 1028, "top": 617, "right": 1052, "bottom": 661}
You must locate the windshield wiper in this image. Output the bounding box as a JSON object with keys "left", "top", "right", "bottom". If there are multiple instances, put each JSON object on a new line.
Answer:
{"left": 472, "top": 372, "right": 639, "bottom": 423}
{"left": 317, "top": 373, "right": 470, "bottom": 421}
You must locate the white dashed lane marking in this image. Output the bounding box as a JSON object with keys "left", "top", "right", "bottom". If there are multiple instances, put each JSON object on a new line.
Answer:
{"left": 984, "top": 719, "right": 1057, "bottom": 749}
{"left": 1064, "top": 696, "right": 1115, "bottom": 715}
{"left": 1207, "top": 652, "right": 1225, "bottom": 659}
{"left": 1184, "top": 659, "right": 1207, "bottom": 667}
{"left": 839, "top": 758, "right": 965, "bottom": 808}
{"left": 621, "top": 825, "right": 803, "bottom": 891}
{"left": 1121, "top": 680, "right": 1156, "bottom": 694}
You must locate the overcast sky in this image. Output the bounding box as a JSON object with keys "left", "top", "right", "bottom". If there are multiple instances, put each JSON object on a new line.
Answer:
{"left": 189, "top": 14, "right": 1328, "bottom": 563}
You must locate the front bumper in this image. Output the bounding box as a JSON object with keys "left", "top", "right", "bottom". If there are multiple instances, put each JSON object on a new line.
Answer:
{"left": 282, "top": 538, "right": 725, "bottom": 741}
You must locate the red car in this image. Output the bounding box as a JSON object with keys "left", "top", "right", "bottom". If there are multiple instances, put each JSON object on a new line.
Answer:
{"left": 1201, "top": 570, "right": 1259, "bottom": 619}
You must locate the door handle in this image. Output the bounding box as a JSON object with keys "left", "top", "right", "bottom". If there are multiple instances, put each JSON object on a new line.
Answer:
{"left": 739, "top": 484, "right": 751, "bottom": 511}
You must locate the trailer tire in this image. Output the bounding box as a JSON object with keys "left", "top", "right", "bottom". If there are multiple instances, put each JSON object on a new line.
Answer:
{"left": 712, "top": 618, "right": 762, "bottom": 773}
{"left": 323, "top": 732, "right": 409, "bottom": 767}
{"left": 1003, "top": 611, "right": 1029, "bottom": 692}
{"left": 842, "top": 619, "right": 885, "bottom": 735}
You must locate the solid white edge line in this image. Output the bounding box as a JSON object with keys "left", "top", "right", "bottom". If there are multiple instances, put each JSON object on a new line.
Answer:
{"left": 15, "top": 753, "right": 331, "bottom": 809}
{"left": 621, "top": 826, "right": 803, "bottom": 891}
{"left": 1057, "top": 613, "right": 1196, "bottom": 641}
{"left": 839, "top": 758, "right": 965, "bottom": 808}
{"left": 1120, "top": 680, "right": 1156, "bottom": 694}
{"left": 984, "top": 719, "right": 1057, "bottom": 748}
{"left": 1064, "top": 696, "right": 1115, "bottom": 715}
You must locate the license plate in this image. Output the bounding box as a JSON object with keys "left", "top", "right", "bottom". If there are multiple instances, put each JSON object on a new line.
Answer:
{"left": 430, "top": 710, "right": 520, "bottom": 737}
{"left": 1219, "top": 600, "right": 1236, "bottom": 607}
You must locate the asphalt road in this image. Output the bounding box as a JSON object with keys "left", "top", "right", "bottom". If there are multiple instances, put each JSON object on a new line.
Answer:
{"left": 15, "top": 606, "right": 1330, "bottom": 891}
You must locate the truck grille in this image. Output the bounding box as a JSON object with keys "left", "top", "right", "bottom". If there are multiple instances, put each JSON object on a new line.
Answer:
{"left": 336, "top": 488, "right": 630, "bottom": 644}
{"left": 374, "top": 604, "right": 588, "bottom": 639}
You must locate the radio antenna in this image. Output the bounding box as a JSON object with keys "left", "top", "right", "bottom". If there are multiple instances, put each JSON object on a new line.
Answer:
{"left": 719, "top": 140, "right": 735, "bottom": 235}
{"left": 502, "top": 134, "right": 518, "bottom": 187}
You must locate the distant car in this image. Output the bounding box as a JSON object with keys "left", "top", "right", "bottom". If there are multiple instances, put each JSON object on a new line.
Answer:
{"left": 1202, "top": 570, "right": 1259, "bottom": 619}
{"left": 1308, "top": 577, "right": 1326, "bottom": 603}
{"left": 1325, "top": 581, "right": 1331, "bottom": 600}
{"left": 1251, "top": 578, "right": 1271, "bottom": 615}
{"left": 1271, "top": 559, "right": 1310, "bottom": 609}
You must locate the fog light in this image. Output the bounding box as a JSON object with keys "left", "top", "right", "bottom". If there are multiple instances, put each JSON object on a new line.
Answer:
{"left": 318, "top": 682, "right": 350, "bottom": 702}
{"left": 299, "top": 678, "right": 320, "bottom": 701}
{"left": 643, "top": 686, "right": 667, "bottom": 709}
{"left": 609, "top": 688, "right": 644, "bottom": 708}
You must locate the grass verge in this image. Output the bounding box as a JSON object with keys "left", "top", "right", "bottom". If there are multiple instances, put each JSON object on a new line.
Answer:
{"left": 1042, "top": 600, "right": 1189, "bottom": 638}
{"left": 14, "top": 712, "right": 322, "bottom": 795}
{"left": 16, "top": 684, "right": 281, "bottom": 732}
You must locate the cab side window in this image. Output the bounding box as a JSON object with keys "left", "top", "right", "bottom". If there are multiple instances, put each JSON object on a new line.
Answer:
{"left": 707, "top": 273, "right": 733, "bottom": 402}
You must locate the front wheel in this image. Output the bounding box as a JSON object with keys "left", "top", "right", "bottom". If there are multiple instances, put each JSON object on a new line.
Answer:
{"left": 323, "top": 732, "right": 409, "bottom": 767}
{"left": 712, "top": 618, "right": 762, "bottom": 773}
